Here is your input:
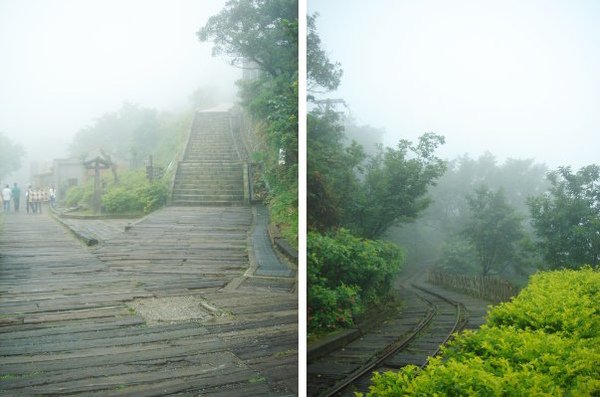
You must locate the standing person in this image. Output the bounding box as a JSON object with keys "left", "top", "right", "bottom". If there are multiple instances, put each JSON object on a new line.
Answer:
{"left": 11, "top": 182, "right": 21, "bottom": 212}
{"left": 25, "top": 185, "right": 32, "bottom": 214}
{"left": 33, "top": 188, "right": 41, "bottom": 214}
{"left": 2, "top": 184, "right": 12, "bottom": 212}
{"left": 27, "top": 185, "right": 35, "bottom": 214}
{"left": 49, "top": 186, "right": 56, "bottom": 208}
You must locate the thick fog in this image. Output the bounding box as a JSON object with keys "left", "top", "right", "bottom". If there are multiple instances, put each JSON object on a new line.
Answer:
{"left": 309, "top": 0, "right": 600, "bottom": 170}
{"left": 0, "top": 0, "right": 239, "bottom": 184}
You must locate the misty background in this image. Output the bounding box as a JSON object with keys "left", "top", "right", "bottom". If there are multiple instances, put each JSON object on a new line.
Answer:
{"left": 0, "top": 0, "right": 239, "bottom": 185}
{"left": 309, "top": 0, "right": 600, "bottom": 170}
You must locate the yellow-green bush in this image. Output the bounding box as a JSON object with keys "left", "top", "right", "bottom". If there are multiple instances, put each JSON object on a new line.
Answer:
{"left": 362, "top": 267, "right": 600, "bottom": 396}
{"left": 487, "top": 267, "right": 599, "bottom": 338}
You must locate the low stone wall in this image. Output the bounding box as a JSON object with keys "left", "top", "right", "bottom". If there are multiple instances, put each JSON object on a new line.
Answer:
{"left": 427, "top": 268, "right": 518, "bottom": 303}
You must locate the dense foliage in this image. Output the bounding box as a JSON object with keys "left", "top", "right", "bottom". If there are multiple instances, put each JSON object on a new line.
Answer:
{"left": 362, "top": 267, "right": 600, "bottom": 396}
{"left": 348, "top": 133, "right": 446, "bottom": 239}
{"left": 0, "top": 132, "right": 25, "bottom": 181}
{"left": 308, "top": 229, "right": 404, "bottom": 333}
{"left": 462, "top": 187, "right": 525, "bottom": 276}
{"left": 69, "top": 102, "right": 193, "bottom": 170}
{"left": 199, "top": 0, "right": 299, "bottom": 245}
{"left": 64, "top": 170, "right": 168, "bottom": 215}
{"left": 308, "top": 109, "right": 446, "bottom": 239}
{"left": 307, "top": 108, "right": 364, "bottom": 231}
{"left": 307, "top": 13, "right": 342, "bottom": 94}
{"left": 388, "top": 154, "right": 548, "bottom": 281}
{"left": 307, "top": 15, "right": 445, "bottom": 337}
{"left": 528, "top": 164, "right": 600, "bottom": 268}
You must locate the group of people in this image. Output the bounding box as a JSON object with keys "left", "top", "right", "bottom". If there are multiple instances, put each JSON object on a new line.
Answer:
{"left": 1, "top": 183, "right": 56, "bottom": 214}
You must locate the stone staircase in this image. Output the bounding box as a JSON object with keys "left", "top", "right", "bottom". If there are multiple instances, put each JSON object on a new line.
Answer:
{"left": 171, "top": 111, "right": 246, "bottom": 206}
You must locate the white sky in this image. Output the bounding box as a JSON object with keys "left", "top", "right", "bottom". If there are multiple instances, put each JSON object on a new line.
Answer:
{"left": 309, "top": 0, "right": 600, "bottom": 169}
{"left": 0, "top": 0, "right": 239, "bottom": 181}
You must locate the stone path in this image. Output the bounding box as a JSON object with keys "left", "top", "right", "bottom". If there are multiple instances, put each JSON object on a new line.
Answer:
{"left": 251, "top": 205, "right": 295, "bottom": 278}
{"left": 0, "top": 208, "right": 297, "bottom": 396}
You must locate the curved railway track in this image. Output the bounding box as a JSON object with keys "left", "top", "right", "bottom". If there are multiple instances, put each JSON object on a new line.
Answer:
{"left": 307, "top": 271, "right": 469, "bottom": 397}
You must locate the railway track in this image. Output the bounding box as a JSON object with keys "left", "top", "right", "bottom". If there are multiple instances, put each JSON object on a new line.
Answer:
{"left": 307, "top": 271, "right": 468, "bottom": 397}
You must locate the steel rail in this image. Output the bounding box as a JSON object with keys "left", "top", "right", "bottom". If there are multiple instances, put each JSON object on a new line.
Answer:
{"left": 319, "top": 283, "right": 466, "bottom": 397}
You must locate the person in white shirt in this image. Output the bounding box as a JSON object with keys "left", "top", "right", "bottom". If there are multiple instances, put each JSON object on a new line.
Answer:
{"left": 2, "top": 184, "right": 12, "bottom": 212}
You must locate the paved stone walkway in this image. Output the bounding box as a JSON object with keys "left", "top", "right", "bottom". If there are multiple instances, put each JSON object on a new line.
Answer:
{"left": 252, "top": 205, "right": 295, "bottom": 278}
{"left": 0, "top": 208, "right": 297, "bottom": 395}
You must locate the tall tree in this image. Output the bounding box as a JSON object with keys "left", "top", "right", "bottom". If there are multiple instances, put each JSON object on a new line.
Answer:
{"left": 307, "top": 13, "right": 342, "bottom": 95}
{"left": 307, "top": 107, "right": 365, "bottom": 231}
{"left": 348, "top": 133, "right": 446, "bottom": 239}
{"left": 69, "top": 103, "right": 158, "bottom": 165}
{"left": 387, "top": 154, "right": 548, "bottom": 265}
{"left": 198, "top": 0, "right": 298, "bottom": 169}
{"left": 199, "top": 0, "right": 299, "bottom": 244}
{"left": 0, "top": 132, "right": 25, "bottom": 181}
{"left": 198, "top": 0, "right": 297, "bottom": 77}
{"left": 528, "top": 165, "right": 600, "bottom": 268}
{"left": 463, "top": 186, "right": 525, "bottom": 276}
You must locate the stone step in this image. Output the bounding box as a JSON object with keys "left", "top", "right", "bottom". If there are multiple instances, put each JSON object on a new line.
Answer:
{"left": 188, "top": 142, "right": 235, "bottom": 150}
{"left": 185, "top": 148, "right": 236, "bottom": 155}
{"left": 184, "top": 156, "right": 239, "bottom": 162}
{"left": 170, "top": 199, "right": 244, "bottom": 207}
{"left": 176, "top": 168, "right": 242, "bottom": 175}
{"left": 186, "top": 146, "right": 234, "bottom": 152}
{"left": 173, "top": 181, "right": 243, "bottom": 191}
{"left": 184, "top": 150, "right": 238, "bottom": 155}
{"left": 172, "top": 190, "right": 244, "bottom": 200}
{"left": 178, "top": 161, "right": 242, "bottom": 166}
{"left": 175, "top": 171, "right": 242, "bottom": 180}
{"left": 174, "top": 184, "right": 241, "bottom": 192}
{"left": 172, "top": 194, "right": 244, "bottom": 202}
{"left": 176, "top": 168, "right": 242, "bottom": 176}
{"left": 170, "top": 110, "right": 245, "bottom": 207}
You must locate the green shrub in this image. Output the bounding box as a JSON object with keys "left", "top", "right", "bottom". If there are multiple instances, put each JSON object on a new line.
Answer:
{"left": 102, "top": 185, "right": 143, "bottom": 213}
{"left": 140, "top": 182, "right": 168, "bottom": 213}
{"left": 308, "top": 229, "right": 404, "bottom": 333}
{"left": 309, "top": 229, "right": 404, "bottom": 303}
{"left": 63, "top": 170, "right": 167, "bottom": 215}
{"left": 361, "top": 267, "right": 600, "bottom": 396}
{"left": 101, "top": 170, "right": 167, "bottom": 214}
{"left": 268, "top": 180, "right": 298, "bottom": 247}
{"left": 308, "top": 283, "right": 363, "bottom": 331}
{"left": 63, "top": 181, "right": 94, "bottom": 208}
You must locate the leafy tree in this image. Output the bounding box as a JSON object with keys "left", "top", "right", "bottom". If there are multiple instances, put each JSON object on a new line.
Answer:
{"left": 199, "top": 0, "right": 299, "bottom": 244}
{"left": 437, "top": 238, "right": 479, "bottom": 275}
{"left": 198, "top": 0, "right": 297, "bottom": 77}
{"left": 307, "top": 107, "right": 365, "bottom": 231}
{"left": 307, "top": 13, "right": 342, "bottom": 95}
{"left": 342, "top": 115, "right": 385, "bottom": 156}
{"left": 387, "top": 154, "right": 548, "bottom": 267}
{"left": 528, "top": 165, "right": 600, "bottom": 268}
{"left": 198, "top": 0, "right": 298, "bottom": 156}
{"left": 463, "top": 186, "right": 525, "bottom": 276}
{"left": 348, "top": 133, "right": 446, "bottom": 239}
{"left": 69, "top": 102, "right": 159, "bottom": 164}
{"left": 0, "top": 132, "right": 25, "bottom": 181}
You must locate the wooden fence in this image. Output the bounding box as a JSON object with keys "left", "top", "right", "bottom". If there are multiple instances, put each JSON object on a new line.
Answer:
{"left": 427, "top": 268, "right": 518, "bottom": 303}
